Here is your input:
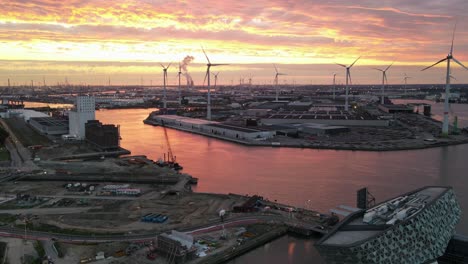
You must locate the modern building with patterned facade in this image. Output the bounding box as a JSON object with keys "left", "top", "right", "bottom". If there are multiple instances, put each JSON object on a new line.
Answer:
{"left": 315, "top": 186, "right": 461, "bottom": 264}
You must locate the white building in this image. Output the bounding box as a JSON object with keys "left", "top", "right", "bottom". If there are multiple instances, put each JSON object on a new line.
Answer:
{"left": 68, "top": 96, "right": 95, "bottom": 139}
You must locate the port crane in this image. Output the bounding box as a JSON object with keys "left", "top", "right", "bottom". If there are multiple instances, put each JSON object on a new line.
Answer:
{"left": 160, "top": 120, "right": 182, "bottom": 170}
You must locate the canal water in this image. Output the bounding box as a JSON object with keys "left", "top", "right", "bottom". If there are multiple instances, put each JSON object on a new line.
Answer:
{"left": 92, "top": 102, "right": 468, "bottom": 264}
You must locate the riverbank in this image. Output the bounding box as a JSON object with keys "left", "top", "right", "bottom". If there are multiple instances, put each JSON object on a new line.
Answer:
{"left": 144, "top": 118, "right": 468, "bottom": 152}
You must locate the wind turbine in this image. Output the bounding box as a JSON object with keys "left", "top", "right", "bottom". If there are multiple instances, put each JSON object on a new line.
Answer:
{"left": 421, "top": 23, "right": 468, "bottom": 136}
{"left": 403, "top": 74, "right": 411, "bottom": 96}
{"left": 332, "top": 73, "right": 337, "bottom": 100}
{"left": 177, "top": 63, "right": 182, "bottom": 106}
{"left": 336, "top": 56, "right": 360, "bottom": 111}
{"left": 160, "top": 63, "right": 171, "bottom": 110}
{"left": 212, "top": 72, "right": 220, "bottom": 92}
{"left": 273, "top": 64, "right": 287, "bottom": 102}
{"left": 373, "top": 62, "right": 393, "bottom": 104}
{"left": 202, "top": 47, "right": 228, "bottom": 120}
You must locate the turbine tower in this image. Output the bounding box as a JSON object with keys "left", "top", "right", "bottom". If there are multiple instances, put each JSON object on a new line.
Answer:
{"left": 202, "top": 47, "right": 228, "bottom": 120}
{"left": 177, "top": 63, "right": 182, "bottom": 106}
{"left": 273, "top": 64, "right": 287, "bottom": 102}
{"left": 336, "top": 56, "right": 360, "bottom": 111}
{"left": 332, "top": 73, "right": 337, "bottom": 100}
{"left": 212, "top": 72, "right": 220, "bottom": 92}
{"left": 421, "top": 23, "right": 468, "bottom": 136}
{"left": 160, "top": 63, "right": 172, "bottom": 110}
{"left": 373, "top": 62, "right": 393, "bottom": 104}
{"left": 403, "top": 74, "right": 411, "bottom": 96}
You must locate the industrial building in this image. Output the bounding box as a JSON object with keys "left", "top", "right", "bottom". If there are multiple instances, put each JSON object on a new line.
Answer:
{"left": 147, "top": 115, "right": 276, "bottom": 141}
{"left": 29, "top": 117, "right": 69, "bottom": 135}
{"left": 233, "top": 195, "right": 263, "bottom": 213}
{"left": 10, "top": 109, "right": 49, "bottom": 121}
{"left": 68, "top": 96, "right": 95, "bottom": 139}
{"left": 157, "top": 230, "right": 197, "bottom": 263}
{"left": 85, "top": 120, "right": 120, "bottom": 150}
{"left": 261, "top": 110, "right": 389, "bottom": 127}
{"left": 149, "top": 115, "right": 217, "bottom": 130}
{"left": 201, "top": 123, "right": 276, "bottom": 140}
{"left": 378, "top": 104, "right": 414, "bottom": 114}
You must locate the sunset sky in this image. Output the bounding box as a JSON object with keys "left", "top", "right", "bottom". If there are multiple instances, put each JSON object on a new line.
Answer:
{"left": 1, "top": 0, "right": 468, "bottom": 86}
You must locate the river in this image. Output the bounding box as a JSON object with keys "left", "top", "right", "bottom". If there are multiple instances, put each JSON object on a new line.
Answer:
{"left": 92, "top": 102, "right": 468, "bottom": 264}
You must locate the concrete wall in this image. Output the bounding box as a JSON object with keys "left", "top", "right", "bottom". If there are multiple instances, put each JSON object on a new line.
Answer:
{"left": 69, "top": 111, "right": 95, "bottom": 139}
{"left": 261, "top": 118, "right": 389, "bottom": 127}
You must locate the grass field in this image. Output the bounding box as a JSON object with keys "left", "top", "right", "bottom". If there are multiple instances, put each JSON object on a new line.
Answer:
{"left": 3, "top": 117, "right": 50, "bottom": 147}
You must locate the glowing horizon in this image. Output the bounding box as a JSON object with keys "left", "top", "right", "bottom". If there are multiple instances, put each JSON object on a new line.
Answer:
{"left": 1, "top": 0, "right": 468, "bottom": 85}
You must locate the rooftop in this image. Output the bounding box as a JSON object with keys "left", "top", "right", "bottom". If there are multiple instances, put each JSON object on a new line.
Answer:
{"left": 205, "top": 123, "right": 263, "bottom": 133}
{"left": 155, "top": 115, "right": 219, "bottom": 125}
{"left": 318, "top": 186, "right": 449, "bottom": 247}
{"left": 30, "top": 117, "right": 68, "bottom": 127}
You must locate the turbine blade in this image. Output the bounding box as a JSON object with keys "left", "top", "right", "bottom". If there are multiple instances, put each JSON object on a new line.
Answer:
{"left": 335, "top": 63, "right": 347, "bottom": 68}
{"left": 167, "top": 62, "right": 172, "bottom": 69}
{"left": 372, "top": 68, "right": 384, "bottom": 72}
{"left": 450, "top": 75, "right": 457, "bottom": 81}
{"left": 349, "top": 56, "right": 361, "bottom": 68}
{"left": 452, "top": 57, "right": 468, "bottom": 70}
{"left": 450, "top": 22, "right": 457, "bottom": 55}
{"left": 347, "top": 71, "right": 352, "bottom": 85}
{"left": 160, "top": 63, "right": 165, "bottom": 69}
{"left": 278, "top": 73, "right": 287, "bottom": 76}
{"left": 421, "top": 58, "right": 447, "bottom": 71}
{"left": 211, "top": 63, "right": 229, "bottom": 66}
{"left": 203, "top": 70, "right": 209, "bottom": 86}
{"left": 384, "top": 72, "right": 388, "bottom": 84}
{"left": 273, "top": 64, "right": 279, "bottom": 73}
{"left": 384, "top": 62, "right": 394, "bottom": 72}
{"left": 201, "top": 46, "right": 211, "bottom": 64}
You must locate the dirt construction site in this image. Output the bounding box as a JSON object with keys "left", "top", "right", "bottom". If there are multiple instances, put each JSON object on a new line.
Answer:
{"left": 0, "top": 180, "right": 245, "bottom": 234}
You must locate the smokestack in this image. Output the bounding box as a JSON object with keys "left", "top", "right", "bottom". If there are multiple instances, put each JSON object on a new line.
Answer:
{"left": 181, "top": 56, "right": 195, "bottom": 87}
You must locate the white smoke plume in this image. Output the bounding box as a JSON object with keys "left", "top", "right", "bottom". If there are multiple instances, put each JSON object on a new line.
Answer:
{"left": 181, "top": 55, "right": 194, "bottom": 87}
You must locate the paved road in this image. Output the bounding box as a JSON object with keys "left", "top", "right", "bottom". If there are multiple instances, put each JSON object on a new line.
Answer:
{"left": 0, "top": 119, "right": 39, "bottom": 171}
{"left": 0, "top": 214, "right": 328, "bottom": 244}
{"left": 4, "top": 138, "right": 20, "bottom": 167}
{"left": 41, "top": 240, "right": 58, "bottom": 261}
{"left": 0, "top": 206, "right": 102, "bottom": 215}
{"left": 35, "top": 194, "right": 136, "bottom": 201}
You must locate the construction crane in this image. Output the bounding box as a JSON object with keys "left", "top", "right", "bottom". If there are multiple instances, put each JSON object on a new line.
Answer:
{"left": 161, "top": 120, "right": 182, "bottom": 170}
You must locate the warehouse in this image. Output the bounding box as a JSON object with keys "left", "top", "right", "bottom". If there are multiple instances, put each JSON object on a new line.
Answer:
{"left": 261, "top": 110, "right": 389, "bottom": 127}
{"left": 29, "top": 117, "right": 69, "bottom": 135}
{"left": 201, "top": 123, "right": 276, "bottom": 140}
{"left": 378, "top": 104, "right": 414, "bottom": 114}
{"left": 150, "top": 115, "right": 218, "bottom": 130}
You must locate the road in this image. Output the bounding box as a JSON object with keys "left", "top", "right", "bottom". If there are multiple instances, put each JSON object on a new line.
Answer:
{"left": 0, "top": 119, "right": 39, "bottom": 171}
{"left": 35, "top": 194, "right": 137, "bottom": 201}
{"left": 41, "top": 240, "right": 58, "bottom": 262}
{"left": 0, "top": 214, "right": 328, "bottom": 243}
{"left": 0, "top": 206, "right": 102, "bottom": 215}
{"left": 4, "top": 138, "right": 20, "bottom": 167}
